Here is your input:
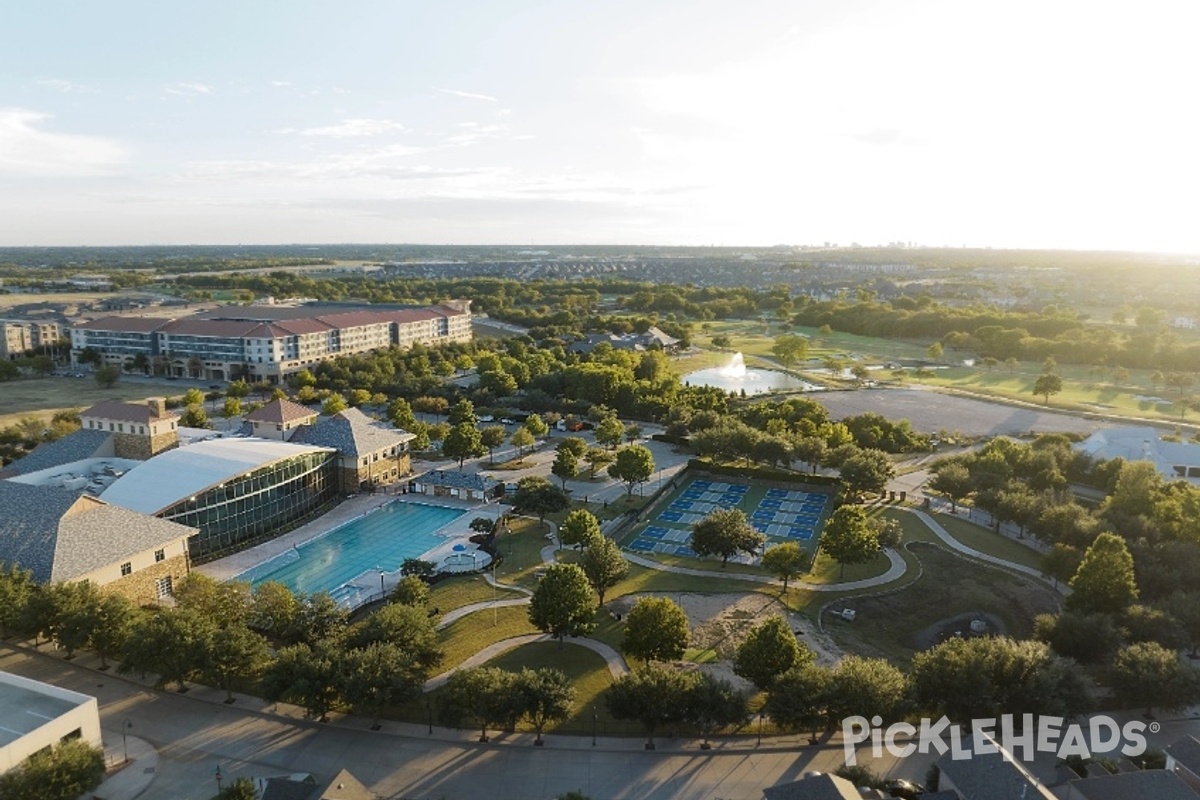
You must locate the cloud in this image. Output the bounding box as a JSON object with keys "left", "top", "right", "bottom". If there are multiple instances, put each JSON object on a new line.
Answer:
{"left": 269, "top": 80, "right": 292, "bottom": 88}
{"left": 164, "top": 82, "right": 214, "bottom": 96}
{"left": 852, "top": 128, "right": 925, "bottom": 147}
{"left": 36, "top": 78, "right": 95, "bottom": 94}
{"left": 438, "top": 88, "right": 498, "bottom": 102}
{"left": 296, "top": 118, "right": 410, "bottom": 138}
{"left": 0, "top": 108, "right": 127, "bottom": 176}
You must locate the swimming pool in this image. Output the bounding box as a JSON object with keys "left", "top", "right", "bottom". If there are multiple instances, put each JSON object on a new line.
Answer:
{"left": 234, "top": 501, "right": 466, "bottom": 597}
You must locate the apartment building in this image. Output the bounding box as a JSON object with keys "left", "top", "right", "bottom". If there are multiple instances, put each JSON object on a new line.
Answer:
{"left": 71, "top": 301, "right": 471, "bottom": 382}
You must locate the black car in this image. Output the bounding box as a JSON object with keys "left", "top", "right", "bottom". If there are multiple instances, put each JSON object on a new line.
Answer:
{"left": 884, "top": 779, "right": 925, "bottom": 799}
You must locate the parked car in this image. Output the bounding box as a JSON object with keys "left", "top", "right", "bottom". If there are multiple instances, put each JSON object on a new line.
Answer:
{"left": 883, "top": 779, "right": 925, "bottom": 799}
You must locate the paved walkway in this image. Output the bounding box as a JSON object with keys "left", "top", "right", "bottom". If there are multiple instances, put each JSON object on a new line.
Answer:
{"left": 424, "top": 634, "right": 629, "bottom": 690}
{"left": 622, "top": 547, "right": 907, "bottom": 591}
{"left": 91, "top": 733, "right": 159, "bottom": 800}
{"left": 905, "top": 508, "right": 1066, "bottom": 594}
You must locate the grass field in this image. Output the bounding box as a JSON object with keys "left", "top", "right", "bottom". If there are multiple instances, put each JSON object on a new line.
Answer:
{"left": 0, "top": 376, "right": 190, "bottom": 427}
{"left": 930, "top": 512, "right": 1047, "bottom": 571}
{"left": 0, "top": 292, "right": 113, "bottom": 309}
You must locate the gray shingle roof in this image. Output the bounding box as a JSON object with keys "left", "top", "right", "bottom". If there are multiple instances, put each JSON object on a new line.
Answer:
{"left": 415, "top": 469, "right": 498, "bottom": 491}
{"left": 291, "top": 408, "right": 414, "bottom": 456}
{"left": 1169, "top": 735, "right": 1200, "bottom": 775}
{"left": 1, "top": 429, "right": 113, "bottom": 477}
{"left": 1068, "top": 770, "right": 1200, "bottom": 800}
{"left": 82, "top": 400, "right": 178, "bottom": 424}
{"left": 0, "top": 483, "right": 194, "bottom": 583}
{"left": 762, "top": 773, "right": 862, "bottom": 800}
{"left": 244, "top": 398, "right": 319, "bottom": 425}
{"left": 937, "top": 747, "right": 1055, "bottom": 800}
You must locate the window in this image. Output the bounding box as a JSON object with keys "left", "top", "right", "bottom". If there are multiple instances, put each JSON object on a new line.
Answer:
{"left": 154, "top": 549, "right": 165, "bottom": 562}
{"left": 120, "top": 562, "right": 132, "bottom": 576}
{"left": 155, "top": 575, "right": 173, "bottom": 599}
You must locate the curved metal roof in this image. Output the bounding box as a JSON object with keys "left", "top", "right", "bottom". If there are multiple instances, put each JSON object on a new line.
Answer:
{"left": 100, "top": 437, "right": 334, "bottom": 515}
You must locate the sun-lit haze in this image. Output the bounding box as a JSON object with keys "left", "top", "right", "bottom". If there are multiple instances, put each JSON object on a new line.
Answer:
{"left": 3, "top": 0, "right": 1199, "bottom": 251}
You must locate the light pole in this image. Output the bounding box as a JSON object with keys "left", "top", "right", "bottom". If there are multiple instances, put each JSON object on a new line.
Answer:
{"left": 122, "top": 719, "right": 132, "bottom": 764}
{"left": 492, "top": 559, "right": 498, "bottom": 626}
{"left": 426, "top": 701, "right": 433, "bottom": 735}
{"left": 215, "top": 763, "right": 223, "bottom": 792}
{"left": 592, "top": 707, "right": 598, "bottom": 747}
{"left": 757, "top": 713, "right": 764, "bottom": 746}
{"left": 378, "top": 566, "right": 385, "bottom": 600}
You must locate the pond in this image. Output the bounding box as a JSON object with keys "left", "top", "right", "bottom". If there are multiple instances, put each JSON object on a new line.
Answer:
{"left": 684, "top": 352, "right": 821, "bottom": 395}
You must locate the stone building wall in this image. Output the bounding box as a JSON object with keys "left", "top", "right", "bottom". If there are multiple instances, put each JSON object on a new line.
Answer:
{"left": 101, "top": 554, "right": 189, "bottom": 606}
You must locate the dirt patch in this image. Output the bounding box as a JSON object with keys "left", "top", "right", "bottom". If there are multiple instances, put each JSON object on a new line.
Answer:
{"left": 610, "top": 592, "right": 845, "bottom": 689}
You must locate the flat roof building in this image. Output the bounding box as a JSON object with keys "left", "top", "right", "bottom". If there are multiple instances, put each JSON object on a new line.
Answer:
{"left": 0, "top": 671, "right": 101, "bottom": 775}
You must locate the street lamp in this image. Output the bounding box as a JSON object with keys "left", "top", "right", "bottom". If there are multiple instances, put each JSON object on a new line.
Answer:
{"left": 215, "top": 763, "right": 223, "bottom": 792}
{"left": 757, "top": 713, "right": 764, "bottom": 746}
{"left": 378, "top": 565, "right": 385, "bottom": 600}
{"left": 426, "top": 700, "right": 433, "bottom": 735}
{"left": 592, "top": 707, "right": 598, "bottom": 747}
{"left": 122, "top": 719, "right": 133, "bottom": 764}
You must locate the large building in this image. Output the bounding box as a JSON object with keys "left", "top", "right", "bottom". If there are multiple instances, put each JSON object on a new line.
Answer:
{"left": 0, "top": 672, "right": 102, "bottom": 775}
{"left": 1077, "top": 427, "right": 1200, "bottom": 483}
{"left": 99, "top": 437, "right": 338, "bottom": 559}
{"left": 0, "top": 319, "right": 62, "bottom": 360}
{"left": 70, "top": 301, "right": 472, "bottom": 382}
{"left": 0, "top": 482, "right": 194, "bottom": 604}
{"left": 290, "top": 407, "right": 415, "bottom": 491}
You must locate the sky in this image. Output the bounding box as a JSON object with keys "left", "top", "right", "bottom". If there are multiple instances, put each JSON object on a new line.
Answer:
{"left": 3, "top": 0, "right": 1200, "bottom": 252}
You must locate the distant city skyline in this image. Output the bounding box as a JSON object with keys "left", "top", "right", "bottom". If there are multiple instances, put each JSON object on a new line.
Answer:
{"left": 3, "top": 1, "right": 1199, "bottom": 253}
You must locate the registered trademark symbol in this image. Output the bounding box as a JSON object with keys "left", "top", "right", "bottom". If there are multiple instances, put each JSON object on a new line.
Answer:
{"left": 1150, "top": 722, "right": 1162, "bottom": 733}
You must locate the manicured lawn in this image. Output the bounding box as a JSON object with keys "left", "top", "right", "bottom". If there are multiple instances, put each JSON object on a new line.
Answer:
{"left": 482, "top": 642, "right": 620, "bottom": 730}
{"left": 428, "top": 573, "right": 524, "bottom": 613}
{"left": 436, "top": 605, "right": 539, "bottom": 672}
{"left": 825, "top": 542, "right": 1061, "bottom": 666}
{"left": 929, "top": 512, "right": 1046, "bottom": 571}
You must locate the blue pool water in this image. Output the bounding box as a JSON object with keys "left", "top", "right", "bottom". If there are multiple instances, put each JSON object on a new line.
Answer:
{"left": 234, "top": 501, "right": 465, "bottom": 596}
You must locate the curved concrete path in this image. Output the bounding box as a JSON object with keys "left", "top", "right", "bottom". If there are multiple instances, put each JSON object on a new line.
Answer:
{"left": 904, "top": 508, "right": 1067, "bottom": 594}
{"left": 424, "top": 633, "right": 629, "bottom": 691}
{"left": 622, "top": 547, "right": 907, "bottom": 591}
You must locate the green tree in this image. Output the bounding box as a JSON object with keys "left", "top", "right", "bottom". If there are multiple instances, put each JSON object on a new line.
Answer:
{"left": 202, "top": 623, "right": 270, "bottom": 703}
{"left": 248, "top": 581, "right": 298, "bottom": 641}
{"left": 174, "top": 573, "right": 251, "bottom": 626}
{"left": 559, "top": 508, "right": 602, "bottom": 549}
{"left": 515, "top": 667, "right": 576, "bottom": 745}
{"left": 682, "top": 672, "right": 747, "bottom": 748}
{"left": 261, "top": 641, "right": 340, "bottom": 721}
{"left": 442, "top": 422, "right": 485, "bottom": 468}
{"left": 512, "top": 476, "right": 571, "bottom": 523}
{"left": 86, "top": 592, "right": 138, "bottom": 670}
{"left": 690, "top": 508, "right": 765, "bottom": 566}
{"left": 179, "top": 404, "right": 210, "bottom": 428}
{"left": 821, "top": 505, "right": 881, "bottom": 578}
{"left": 0, "top": 564, "right": 34, "bottom": 637}
{"left": 44, "top": 581, "right": 103, "bottom": 659}
{"left": 401, "top": 558, "right": 437, "bottom": 578}
{"left": 1066, "top": 532, "right": 1139, "bottom": 615}
{"left": 1032, "top": 373, "right": 1063, "bottom": 405}
{"left": 1033, "top": 611, "right": 1121, "bottom": 665}
{"left": 120, "top": 607, "right": 216, "bottom": 691}
{"left": 94, "top": 363, "right": 121, "bottom": 387}
{"left": 388, "top": 397, "right": 417, "bottom": 430}
{"left": 528, "top": 564, "right": 597, "bottom": 645}
{"left": 217, "top": 779, "right": 259, "bottom": 800}
{"left": 927, "top": 342, "right": 944, "bottom": 362}
{"left": 910, "top": 636, "right": 1091, "bottom": 723}
{"left": 838, "top": 448, "right": 895, "bottom": 500}
{"left": 558, "top": 436, "right": 589, "bottom": 458}
{"left": 524, "top": 413, "right": 550, "bottom": 439}
{"left": 771, "top": 334, "right": 809, "bottom": 368}
{"left": 761, "top": 542, "right": 811, "bottom": 592}
{"left": 480, "top": 424, "right": 507, "bottom": 464}
{"left": 0, "top": 738, "right": 105, "bottom": 800}
{"left": 338, "top": 642, "right": 425, "bottom": 729}
{"left": 321, "top": 393, "right": 348, "bottom": 415}
{"left": 183, "top": 387, "right": 205, "bottom": 406}
{"left": 346, "top": 603, "right": 442, "bottom": 674}
{"left": 447, "top": 398, "right": 479, "bottom": 427}
{"left": 551, "top": 447, "right": 579, "bottom": 490}
{"left": 222, "top": 396, "right": 242, "bottom": 419}
{"left": 440, "top": 666, "right": 519, "bottom": 741}
{"left": 765, "top": 663, "right": 832, "bottom": 738}
{"left": 734, "top": 615, "right": 811, "bottom": 690}
{"left": 1110, "top": 642, "right": 1200, "bottom": 717}
{"left": 622, "top": 597, "right": 689, "bottom": 663}
{"left": 392, "top": 575, "right": 430, "bottom": 607}
{"left": 580, "top": 537, "right": 628, "bottom": 605}
{"left": 510, "top": 426, "right": 535, "bottom": 455}
{"left": 594, "top": 416, "right": 625, "bottom": 450}
{"left": 825, "top": 656, "right": 908, "bottom": 725}
{"left": 584, "top": 446, "right": 615, "bottom": 478}
{"left": 605, "top": 664, "right": 691, "bottom": 749}
{"left": 928, "top": 461, "right": 973, "bottom": 512}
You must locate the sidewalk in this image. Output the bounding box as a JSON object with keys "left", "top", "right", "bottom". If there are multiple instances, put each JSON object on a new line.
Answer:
{"left": 94, "top": 734, "right": 159, "bottom": 800}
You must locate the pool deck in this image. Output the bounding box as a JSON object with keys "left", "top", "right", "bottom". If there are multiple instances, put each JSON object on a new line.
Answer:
{"left": 196, "top": 492, "right": 501, "bottom": 584}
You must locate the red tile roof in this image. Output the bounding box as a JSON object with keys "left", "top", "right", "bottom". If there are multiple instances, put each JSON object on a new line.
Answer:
{"left": 82, "top": 400, "right": 179, "bottom": 423}
{"left": 74, "top": 316, "right": 166, "bottom": 333}
{"left": 244, "top": 399, "right": 319, "bottom": 425}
